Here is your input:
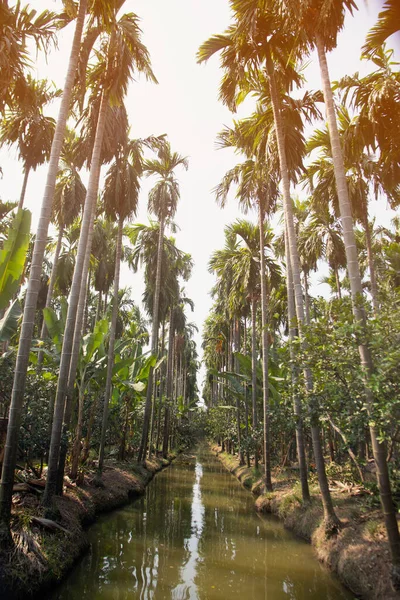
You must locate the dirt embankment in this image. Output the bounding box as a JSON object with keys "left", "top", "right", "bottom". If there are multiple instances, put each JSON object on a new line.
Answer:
{"left": 0, "top": 455, "right": 175, "bottom": 600}
{"left": 212, "top": 445, "right": 400, "bottom": 600}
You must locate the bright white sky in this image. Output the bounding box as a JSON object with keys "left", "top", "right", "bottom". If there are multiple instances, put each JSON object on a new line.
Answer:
{"left": 1, "top": 0, "right": 399, "bottom": 392}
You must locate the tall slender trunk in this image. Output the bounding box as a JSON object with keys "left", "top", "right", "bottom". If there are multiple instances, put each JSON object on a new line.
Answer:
{"left": 303, "top": 271, "right": 311, "bottom": 325}
{"left": 42, "top": 225, "right": 64, "bottom": 337}
{"left": 138, "top": 217, "right": 164, "bottom": 462}
{"left": 97, "top": 215, "right": 123, "bottom": 475}
{"left": 18, "top": 166, "right": 30, "bottom": 210}
{"left": 55, "top": 199, "right": 96, "bottom": 495}
{"left": 95, "top": 291, "right": 102, "bottom": 323}
{"left": 258, "top": 204, "right": 272, "bottom": 491}
{"left": 83, "top": 266, "right": 91, "bottom": 333}
{"left": 0, "top": 0, "right": 87, "bottom": 540}
{"left": 316, "top": 36, "right": 399, "bottom": 574}
{"left": 43, "top": 82, "right": 110, "bottom": 506}
{"left": 155, "top": 320, "right": 166, "bottom": 454}
{"left": 38, "top": 225, "right": 64, "bottom": 371}
{"left": 334, "top": 267, "right": 342, "bottom": 299}
{"left": 362, "top": 207, "right": 379, "bottom": 313}
{"left": 234, "top": 318, "right": 243, "bottom": 464}
{"left": 250, "top": 296, "right": 259, "bottom": 469}
{"left": 162, "top": 309, "right": 174, "bottom": 458}
{"left": 243, "top": 318, "right": 251, "bottom": 468}
{"left": 148, "top": 373, "right": 157, "bottom": 458}
{"left": 265, "top": 48, "right": 338, "bottom": 527}
{"left": 70, "top": 386, "right": 85, "bottom": 480}
{"left": 39, "top": 224, "right": 64, "bottom": 430}
{"left": 286, "top": 228, "right": 310, "bottom": 503}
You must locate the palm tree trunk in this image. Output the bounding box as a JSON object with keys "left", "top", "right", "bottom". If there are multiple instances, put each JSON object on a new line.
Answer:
{"left": 83, "top": 266, "right": 91, "bottom": 332}
{"left": 316, "top": 35, "right": 400, "bottom": 573}
{"left": 234, "top": 318, "right": 243, "bottom": 464}
{"left": 265, "top": 48, "right": 338, "bottom": 528}
{"left": 43, "top": 225, "right": 64, "bottom": 327}
{"left": 148, "top": 373, "right": 157, "bottom": 458}
{"left": 362, "top": 208, "right": 379, "bottom": 313}
{"left": 81, "top": 394, "right": 98, "bottom": 465}
{"left": 38, "top": 225, "right": 64, "bottom": 369}
{"left": 303, "top": 271, "right": 311, "bottom": 325}
{"left": 258, "top": 203, "right": 272, "bottom": 491}
{"left": 334, "top": 267, "right": 342, "bottom": 299}
{"left": 55, "top": 200, "right": 96, "bottom": 495}
{"left": 243, "top": 318, "right": 251, "bottom": 468}
{"left": 43, "top": 84, "right": 109, "bottom": 507}
{"left": 162, "top": 308, "right": 174, "bottom": 458}
{"left": 286, "top": 227, "right": 310, "bottom": 503}
{"left": 97, "top": 214, "right": 123, "bottom": 476}
{"left": 95, "top": 291, "right": 102, "bottom": 322}
{"left": 138, "top": 217, "right": 164, "bottom": 463}
{"left": 250, "top": 296, "right": 259, "bottom": 469}
{"left": 70, "top": 386, "right": 85, "bottom": 480}
{"left": 0, "top": 0, "right": 87, "bottom": 541}
{"left": 155, "top": 320, "right": 166, "bottom": 454}
{"left": 18, "top": 166, "right": 30, "bottom": 210}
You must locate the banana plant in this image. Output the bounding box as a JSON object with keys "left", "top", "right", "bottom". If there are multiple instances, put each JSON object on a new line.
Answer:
{"left": 106, "top": 343, "right": 160, "bottom": 461}
{"left": 70, "top": 318, "right": 109, "bottom": 479}
{"left": 0, "top": 208, "right": 31, "bottom": 310}
{"left": 215, "top": 351, "right": 283, "bottom": 403}
{"left": 0, "top": 299, "right": 22, "bottom": 343}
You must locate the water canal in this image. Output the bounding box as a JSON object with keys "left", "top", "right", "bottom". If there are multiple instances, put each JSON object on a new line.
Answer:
{"left": 47, "top": 448, "right": 351, "bottom": 599}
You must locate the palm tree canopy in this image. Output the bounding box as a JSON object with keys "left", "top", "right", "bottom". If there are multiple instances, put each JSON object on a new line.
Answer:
{"left": 144, "top": 141, "right": 188, "bottom": 222}
{"left": 52, "top": 130, "right": 86, "bottom": 229}
{"left": 362, "top": 0, "right": 400, "bottom": 56}
{"left": 0, "top": 2, "right": 57, "bottom": 112}
{"left": 0, "top": 75, "right": 61, "bottom": 171}
{"left": 197, "top": 2, "right": 304, "bottom": 111}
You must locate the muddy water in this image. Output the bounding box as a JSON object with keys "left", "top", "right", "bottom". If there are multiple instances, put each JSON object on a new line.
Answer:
{"left": 47, "top": 448, "right": 351, "bottom": 599}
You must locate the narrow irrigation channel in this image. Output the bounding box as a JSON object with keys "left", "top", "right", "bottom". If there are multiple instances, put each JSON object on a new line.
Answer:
{"left": 46, "top": 447, "right": 351, "bottom": 599}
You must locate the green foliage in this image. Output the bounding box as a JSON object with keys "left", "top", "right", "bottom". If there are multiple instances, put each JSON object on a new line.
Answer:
{"left": 0, "top": 299, "right": 22, "bottom": 342}
{"left": 0, "top": 208, "right": 31, "bottom": 309}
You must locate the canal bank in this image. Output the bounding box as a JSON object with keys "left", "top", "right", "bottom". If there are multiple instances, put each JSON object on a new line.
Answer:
{"left": 44, "top": 446, "right": 350, "bottom": 600}
{"left": 0, "top": 455, "right": 175, "bottom": 600}
{"left": 212, "top": 445, "right": 400, "bottom": 600}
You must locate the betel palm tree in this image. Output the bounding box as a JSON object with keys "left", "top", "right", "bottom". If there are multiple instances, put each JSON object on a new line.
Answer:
{"left": 127, "top": 221, "right": 192, "bottom": 458}
{"left": 225, "top": 220, "right": 261, "bottom": 464}
{"left": 215, "top": 111, "right": 312, "bottom": 500}
{"left": 290, "top": 0, "right": 400, "bottom": 577}
{"left": 336, "top": 45, "right": 400, "bottom": 220}
{"left": 96, "top": 137, "right": 142, "bottom": 477}
{"left": 0, "top": 1, "right": 57, "bottom": 114}
{"left": 40, "top": 130, "right": 86, "bottom": 346}
{"left": 199, "top": 4, "right": 335, "bottom": 516}
{"left": 0, "top": 0, "right": 88, "bottom": 543}
{"left": 362, "top": 0, "right": 400, "bottom": 56}
{"left": 298, "top": 202, "right": 346, "bottom": 301}
{"left": 214, "top": 149, "right": 279, "bottom": 490}
{"left": 137, "top": 141, "right": 188, "bottom": 463}
{"left": 209, "top": 233, "right": 246, "bottom": 464}
{"left": 227, "top": 219, "right": 282, "bottom": 468}
{"left": 92, "top": 216, "right": 118, "bottom": 319}
{"left": 305, "top": 109, "right": 387, "bottom": 311}
{"left": 44, "top": 3, "right": 157, "bottom": 505}
{"left": 162, "top": 288, "right": 194, "bottom": 457}
{"left": 38, "top": 144, "right": 86, "bottom": 429}
{"left": 0, "top": 75, "right": 60, "bottom": 208}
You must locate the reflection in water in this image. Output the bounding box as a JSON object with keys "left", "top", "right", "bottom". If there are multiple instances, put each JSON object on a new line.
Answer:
{"left": 46, "top": 447, "right": 351, "bottom": 600}
{"left": 173, "top": 461, "right": 204, "bottom": 599}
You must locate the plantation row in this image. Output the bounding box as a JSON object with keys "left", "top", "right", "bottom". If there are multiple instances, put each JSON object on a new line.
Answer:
{"left": 198, "top": 0, "right": 400, "bottom": 590}
{"left": 0, "top": 0, "right": 199, "bottom": 549}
